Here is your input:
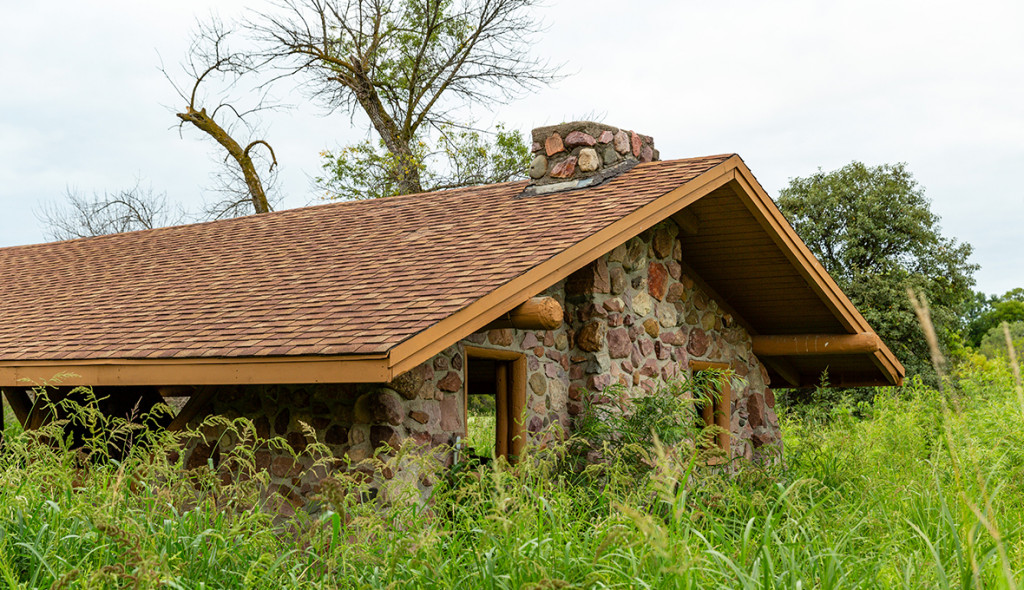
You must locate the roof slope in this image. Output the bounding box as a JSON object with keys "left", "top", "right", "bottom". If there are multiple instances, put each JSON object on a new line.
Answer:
{"left": 0, "top": 154, "right": 903, "bottom": 388}
{"left": 0, "top": 156, "right": 728, "bottom": 362}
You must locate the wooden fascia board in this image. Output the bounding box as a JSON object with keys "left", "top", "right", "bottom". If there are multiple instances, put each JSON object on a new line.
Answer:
{"left": 387, "top": 158, "right": 744, "bottom": 377}
{"left": 729, "top": 161, "right": 905, "bottom": 385}
{"left": 0, "top": 354, "right": 391, "bottom": 387}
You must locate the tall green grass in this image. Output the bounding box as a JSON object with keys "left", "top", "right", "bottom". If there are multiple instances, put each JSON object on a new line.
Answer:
{"left": 0, "top": 355, "right": 1022, "bottom": 588}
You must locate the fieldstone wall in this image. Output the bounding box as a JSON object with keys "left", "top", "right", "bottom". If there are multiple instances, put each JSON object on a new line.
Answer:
{"left": 561, "top": 220, "right": 782, "bottom": 461}
{"left": 187, "top": 221, "right": 782, "bottom": 506}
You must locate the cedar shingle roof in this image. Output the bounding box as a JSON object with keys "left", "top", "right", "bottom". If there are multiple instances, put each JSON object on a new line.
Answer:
{"left": 0, "top": 156, "right": 731, "bottom": 362}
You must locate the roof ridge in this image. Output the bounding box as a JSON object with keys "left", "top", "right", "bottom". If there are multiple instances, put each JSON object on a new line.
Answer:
{"left": 2, "top": 156, "right": 734, "bottom": 253}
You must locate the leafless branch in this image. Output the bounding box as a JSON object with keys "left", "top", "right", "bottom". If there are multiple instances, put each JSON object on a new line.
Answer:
{"left": 164, "top": 16, "right": 282, "bottom": 214}
{"left": 246, "top": 0, "right": 561, "bottom": 195}
{"left": 35, "top": 180, "right": 187, "bottom": 241}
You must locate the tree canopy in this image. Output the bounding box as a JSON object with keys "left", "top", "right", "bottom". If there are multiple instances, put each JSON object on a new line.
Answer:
{"left": 965, "top": 288, "right": 1024, "bottom": 347}
{"left": 777, "top": 161, "right": 978, "bottom": 384}
{"left": 251, "top": 0, "right": 555, "bottom": 198}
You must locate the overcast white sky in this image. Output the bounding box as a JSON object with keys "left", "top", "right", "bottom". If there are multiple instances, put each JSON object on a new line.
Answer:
{"left": 1, "top": 0, "right": 1021, "bottom": 295}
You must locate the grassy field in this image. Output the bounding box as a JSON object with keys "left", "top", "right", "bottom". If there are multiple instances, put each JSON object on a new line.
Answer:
{"left": 0, "top": 355, "right": 1022, "bottom": 588}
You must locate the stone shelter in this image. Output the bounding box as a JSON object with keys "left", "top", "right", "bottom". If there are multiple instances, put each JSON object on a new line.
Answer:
{"left": 0, "top": 122, "right": 903, "bottom": 497}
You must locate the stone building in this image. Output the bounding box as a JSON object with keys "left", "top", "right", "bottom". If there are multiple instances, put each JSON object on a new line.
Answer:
{"left": 0, "top": 122, "right": 903, "bottom": 499}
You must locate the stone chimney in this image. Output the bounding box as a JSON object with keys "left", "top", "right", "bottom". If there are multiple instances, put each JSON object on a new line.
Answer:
{"left": 524, "top": 121, "right": 658, "bottom": 195}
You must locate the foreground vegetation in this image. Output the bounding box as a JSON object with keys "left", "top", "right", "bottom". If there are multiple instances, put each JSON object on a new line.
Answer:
{"left": 1, "top": 354, "right": 1022, "bottom": 589}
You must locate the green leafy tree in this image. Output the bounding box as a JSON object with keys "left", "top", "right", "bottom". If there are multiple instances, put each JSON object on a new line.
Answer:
{"left": 979, "top": 320, "right": 1024, "bottom": 360}
{"left": 253, "top": 0, "right": 556, "bottom": 197}
{"left": 777, "top": 161, "right": 978, "bottom": 384}
{"left": 965, "top": 289, "right": 1024, "bottom": 346}
{"left": 316, "top": 123, "right": 529, "bottom": 200}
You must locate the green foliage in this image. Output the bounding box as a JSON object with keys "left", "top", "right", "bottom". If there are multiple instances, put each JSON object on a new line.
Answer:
{"left": 2, "top": 363, "right": 1024, "bottom": 588}
{"left": 966, "top": 288, "right": 1024, "bottom": 347}
{"left": 317, "top": 123, "right": 529, "bottom": 200}
{"left": 777, "top": 161, "right": 978, "bottom": 386}
{"left": 979, "top": 320, "right": 1024, "bottom": 360}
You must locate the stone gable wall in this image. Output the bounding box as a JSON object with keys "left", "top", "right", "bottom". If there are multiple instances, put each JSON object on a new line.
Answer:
{"left": 193, "top": 219, "right": 782, "bottom": 504}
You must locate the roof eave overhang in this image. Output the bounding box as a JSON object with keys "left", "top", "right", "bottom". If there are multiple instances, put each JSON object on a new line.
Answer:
{"left": 0, "top": 353, "right": 392, "bottom": 388}
{"left": 728, "top": 161, "right": 905, "bottom": 387}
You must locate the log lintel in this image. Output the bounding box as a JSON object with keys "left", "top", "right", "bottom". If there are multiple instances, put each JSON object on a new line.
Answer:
{"left": 481, "top": 297, "right": 563, "bottom": 331}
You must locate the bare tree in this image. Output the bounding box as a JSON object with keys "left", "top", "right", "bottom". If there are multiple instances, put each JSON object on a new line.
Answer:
{"left": 249, "top": 0, "right": 558, "bottom": 196}
{"left": 35, "top": 181, "right": 186, "bottom": 241}
{"left": 166, "top": 19, "right": 279, "bottom": 215}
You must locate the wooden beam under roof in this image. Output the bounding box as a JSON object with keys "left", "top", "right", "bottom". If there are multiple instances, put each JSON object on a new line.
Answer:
{"left": 752, "top": 333, "right": 881, "bottom": 356}
{"left": 480, "top": 297, "right": 563, "bottom": 331}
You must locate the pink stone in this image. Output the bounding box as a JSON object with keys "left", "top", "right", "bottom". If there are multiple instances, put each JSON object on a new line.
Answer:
{"left": 532, "top": 141, "right": 543, "bottom": 153}
{"left": 564, "top": 130, "right": 596, "bottom": 148}
{"left": 603, "top": 298, "right": 624, "bottom": 312}
{"left": 522, "top": 332, "right": 540, "bottom": 349}
{"left": 661, "top": 329, "right": 685, "bottom": 346}
{"left": 545, "top": 362, "right": 560, "bottom": 378}
{"left": 639, "top": 338, "right": 654, "bottom": 357}
{"left": 748, "top": 393, "right": 764, "bottom": 428}
{"left": 640, "top": 359, "right": 658, "bottom": 377}
{"left": 439, "top": 395, "right": 462, "bottom": 431}
{"left": 488, "top": 329, "right": 514, "bottom": 346}
{"left": 597, "top": 130, "right": 614, "bottom": 143}
{"left": 641, "top": 145, "right": 654, "bottom": 162}
{"left": 648, "top": 262, "right": 667, "bottom": 301}
{"left": 655, "top": 341, "right": 670, "bottom": 360}
{"left": 588, "top": 374, "right": 615, "bottom": 391}
{"left": 630, "top": 131, "right": 642, "bottom": 157}
{"left": 438, "top": 371, "right": 463, "bottom": 392}
{"left": 667, "top": 260, "right": 681, "bottom": 281}
{"left": 607, "top": 328, "right": 631, "bottom": 358}
{"left": 752, "top": 431, "right": 776, "bottom": 448}
{"left": 666, "top": 283, "right": 686, "bottom": 304}
{"left": 545, "top": 133, "right": 565, "bottom": 156}
{"left": 687, "top": 328, "right": 710, "bottom": 357}
{"left": 271, "top": 456, "right": 302, "bottom": 478}
{"left": 613, "top": 131, "right": 630, "bottom": 154}
{"left": 528, "top": 415, "right": 545, "bottom": 433}
{"left": 550, "top": 156, "right": 577, "bottom": 178}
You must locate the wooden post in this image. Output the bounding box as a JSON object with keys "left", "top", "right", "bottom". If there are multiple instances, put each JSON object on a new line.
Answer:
{"left": 3, "top": 388, "right": 33, "bottom": 429}
{"left": 495, "top": 363, "right": 509, "bottom": 458}
{"left": 510, "top": 356, "right": 527, "bottom": 461}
